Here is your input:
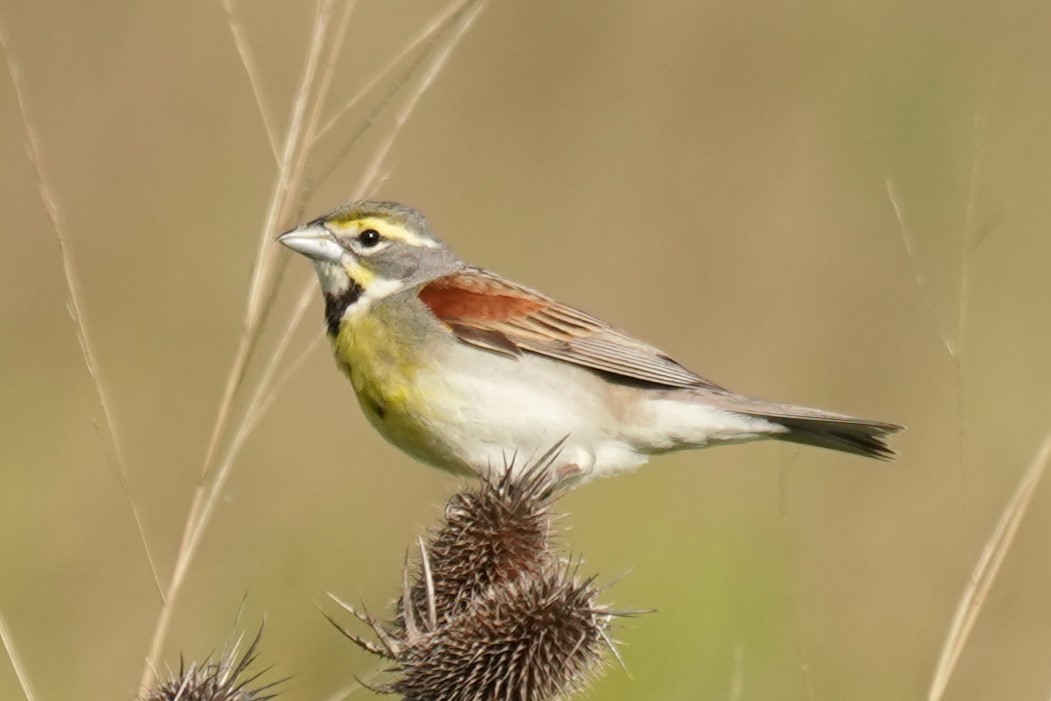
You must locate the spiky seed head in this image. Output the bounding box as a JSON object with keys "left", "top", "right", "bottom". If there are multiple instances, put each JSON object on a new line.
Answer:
{"left": 397, "top": 457, "right": 558, "bottom": 629}
{"left": 140, "top": 629, "right": 278, "bottom": 701}
{"left": 329, "top": 447, "right": 620, "bottom": 701}
{"left": 389, "top": 566, "right": 611, "bottom": 701}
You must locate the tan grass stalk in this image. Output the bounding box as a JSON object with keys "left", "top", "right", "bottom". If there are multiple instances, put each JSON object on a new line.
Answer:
{"left": 0, "top": 608, "right": 37, "bottom": 701}
{"left": 178, "top": 283, "right": 316, "bottom": 569}
{"left": 198, "top": 0, "right": 338, "bottom": 489}
{"left": 138, "top": 1, "right": 346, "bottom": 689}
{"left": 355, "top": 0, "right": 488, "bottom": 198}
{"left": 243, "top": 0, "right": 338, "bottom": 325}
{"left": 237, "top": 0, "right": 490, "bottom": 436}
{"left": 140, "top": 0, "right": 488, "bottom": 689}
{"left": 927, "top": 432, "right": 1051, "bottom": 701}
{"left": 279, "top": 0, "right": 358, "bottom": 225}
{"left": 310, "top": 0, "right": 482, "bottom": 194}
{"left": 167, "top": 13, "right": 494, "bottom": 681}
{"left": 222, "top": 0, "right": 281, "bottom": 163}
{"left": 885, "top": 178, "right": 956, "bottom": 359}
{"left": 220, "top": 0, "right": 490, "bottom": 454}
{"left": 184, "top": 0, "right": 490, "bottom": 549}
{"left": 0, "top": 16, "right": 162, "bottom": 602}
{"left": 312, "top": 0, "right": 475, "bottom": 144}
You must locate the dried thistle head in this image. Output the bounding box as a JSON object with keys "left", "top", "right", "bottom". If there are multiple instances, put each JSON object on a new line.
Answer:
{"left": 389, "top": 565, "right": 612, "bottom": 701}
{"left": 326, "top": 445, "right": 623, "bottom": 701}
{"left": 398, "top": 451, "right": 559, "bottom": 626}
{"left": 141, "top": 628, "right": 279, "bottom": 701}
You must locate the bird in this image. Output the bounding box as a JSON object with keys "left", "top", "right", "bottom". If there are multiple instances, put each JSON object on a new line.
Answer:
{"left": 279, "top": 200, "right": 902, "bottom": 483}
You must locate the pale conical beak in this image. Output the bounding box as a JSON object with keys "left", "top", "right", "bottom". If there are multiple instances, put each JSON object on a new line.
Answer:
{"left": 278, "top": 225, "right": 345, "bottom": 264}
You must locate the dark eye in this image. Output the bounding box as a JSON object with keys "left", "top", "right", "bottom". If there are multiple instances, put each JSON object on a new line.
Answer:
{"left": 358, "top": 229, "right": 381, "bottom": 247}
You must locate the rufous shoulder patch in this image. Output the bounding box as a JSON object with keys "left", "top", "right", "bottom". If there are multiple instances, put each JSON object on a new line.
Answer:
{"left": 419, "top": 274, "right": 544, "bottom": 323}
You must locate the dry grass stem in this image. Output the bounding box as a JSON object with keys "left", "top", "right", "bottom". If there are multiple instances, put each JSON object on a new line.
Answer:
{"left": 221, "top": 0, "right": 487, "bottom": 447}
{"left": 141, "top": 0, "right": 488, "bottom": 688}
{"left": 0, "top": 608, "right": 37, "bottom": 701}
{"left": 259, "top": 327, "right": 326, "bottom": 421}
{"left": 243, "top": 0, "right": 337, "bottom": 327}
{"left": 282, "top": 0, "right": 359, "bottom": 226}
{"left": 953, "top": 85, "right": 997, "bottom": 482}
{"left": 885, "top": 178, "right": 956, "bottom": 359}
{"left": 927, "top": 432, "right": 1051, "bottom": 701}
{"left": 312, "top": 0, "right": 476, "bottom": 144}
{"left": 0, "top": 16, "right": 163, "bottom": 602}
{"left": 222, "top": 0, "right": 281, "bottom": 163}
{"left": 311, "top": 0, "right": 485, "bottom": 191}
{"left": 354, "top": 0, "right": 488, "bottom": 201}
{"left": 200, "top": 0, "right": 338, "bottom": 490}
{"left": 140, "top": 1, "right": 346, "bottom": 688}
{"left": 179, "top": 282, "right": 318, "bottom": 572}
{"left": 142, "top": 281, "right": 318, "bottom": 692}
{"left": 243, "top": 0, "right": 489, "bottom": 422}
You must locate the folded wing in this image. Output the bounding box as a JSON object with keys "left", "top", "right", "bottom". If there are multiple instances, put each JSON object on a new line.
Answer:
{"left": 418, "top": 269, "right": 724, "bottom": 390}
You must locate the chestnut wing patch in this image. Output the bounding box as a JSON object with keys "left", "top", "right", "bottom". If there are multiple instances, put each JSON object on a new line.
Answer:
{"left": 418, "top": 271, "right": 723, "bottom": 390}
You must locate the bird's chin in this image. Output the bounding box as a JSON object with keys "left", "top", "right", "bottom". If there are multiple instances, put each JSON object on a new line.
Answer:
{"left": 313, "top": 259, "right": 354, "bottom": 295}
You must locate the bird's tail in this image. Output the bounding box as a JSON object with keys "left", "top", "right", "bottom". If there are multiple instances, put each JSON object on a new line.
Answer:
{"left": 702, "top": 392, "right": 903, "bottom": 460}
{"left": 766, "top": 413, "right": 901, "bottom": 459}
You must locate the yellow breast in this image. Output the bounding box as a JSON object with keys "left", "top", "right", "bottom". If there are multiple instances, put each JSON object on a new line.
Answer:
{"left": 329, "top": 303, "right": 464, "bottom": 469}
{"left": 332, "top": 311, "right": 420, "bottom": 417}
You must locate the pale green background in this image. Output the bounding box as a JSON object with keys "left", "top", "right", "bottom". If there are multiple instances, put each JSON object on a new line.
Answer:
{"left": 1, "top": 1, "right": 1050, "bottom": 699}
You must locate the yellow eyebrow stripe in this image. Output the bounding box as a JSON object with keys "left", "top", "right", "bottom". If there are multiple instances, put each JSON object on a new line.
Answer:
{"left": 356, "top": 217, "right": 439, "bottom": 248}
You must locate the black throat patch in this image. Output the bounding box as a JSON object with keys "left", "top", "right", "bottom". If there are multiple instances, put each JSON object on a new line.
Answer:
{"left": 324, "top": 281, "right": 363, "bottom": 336}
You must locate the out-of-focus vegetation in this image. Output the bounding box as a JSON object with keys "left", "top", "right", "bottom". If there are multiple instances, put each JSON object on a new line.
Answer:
{"left": 1, "top": 1, "right": 1050, "bottom": 699}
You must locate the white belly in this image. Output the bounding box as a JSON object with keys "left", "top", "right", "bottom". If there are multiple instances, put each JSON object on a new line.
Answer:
{"left": 406, "top": 346, "right": 779, "bottom": 482}
{"left": 409, "top": 350, "right": 637, "bottom": 480}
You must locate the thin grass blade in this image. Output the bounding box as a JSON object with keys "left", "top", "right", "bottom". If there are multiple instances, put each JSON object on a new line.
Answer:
{"left": 928, "top": 432, "right": 1051, "bottom": 701}
{"left": 222, "top": 0, "right": 281, "bottom": 162}
{"left": 0, "top": 608, "right": 37, "bottom": 701}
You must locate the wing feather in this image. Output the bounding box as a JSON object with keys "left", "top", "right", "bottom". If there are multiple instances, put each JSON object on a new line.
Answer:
{"left": 418, "top": 270, "right": 724, "bottom": 390}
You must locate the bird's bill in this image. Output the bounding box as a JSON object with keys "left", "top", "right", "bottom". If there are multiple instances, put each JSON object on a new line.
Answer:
{"left": 278, "top": 225, "right": 344, "bottom": 263}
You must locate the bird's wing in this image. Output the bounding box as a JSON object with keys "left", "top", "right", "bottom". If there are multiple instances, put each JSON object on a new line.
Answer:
{"left": 417, "top": 269, "right": 725, "bottom": 390}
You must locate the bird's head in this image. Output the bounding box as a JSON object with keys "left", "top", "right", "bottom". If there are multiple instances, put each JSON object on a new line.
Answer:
{"left": 279, "top": 201, "right": 463, "bottom": 304}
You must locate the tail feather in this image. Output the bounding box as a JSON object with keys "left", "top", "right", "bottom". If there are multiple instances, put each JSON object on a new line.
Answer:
{"left": 698, "top": 391, "right": 903, "bottom": 460}
{"left": 768, "top": 415, "right": 901, "bottom": 460}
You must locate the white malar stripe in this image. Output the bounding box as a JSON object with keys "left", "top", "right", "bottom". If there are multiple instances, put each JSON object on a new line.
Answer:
{"left": 342, "top": 276, "right": 408, "bottom": 320}
{"left": 363, "top": 276, "right": 406, "bottom": 300}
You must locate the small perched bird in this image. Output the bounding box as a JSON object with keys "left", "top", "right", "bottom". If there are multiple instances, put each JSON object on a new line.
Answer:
{"left": 280, "top": 201, "right": 901, "bottom": 483}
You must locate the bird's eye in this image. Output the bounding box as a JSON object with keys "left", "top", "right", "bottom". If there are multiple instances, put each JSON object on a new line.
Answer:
{"left": 358, "top": 229, "right": 381, "bottom": 248}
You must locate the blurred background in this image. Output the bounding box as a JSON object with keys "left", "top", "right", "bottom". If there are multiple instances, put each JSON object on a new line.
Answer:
{"left": 2, "top": 0, "right": 1050, "bottom": 699}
